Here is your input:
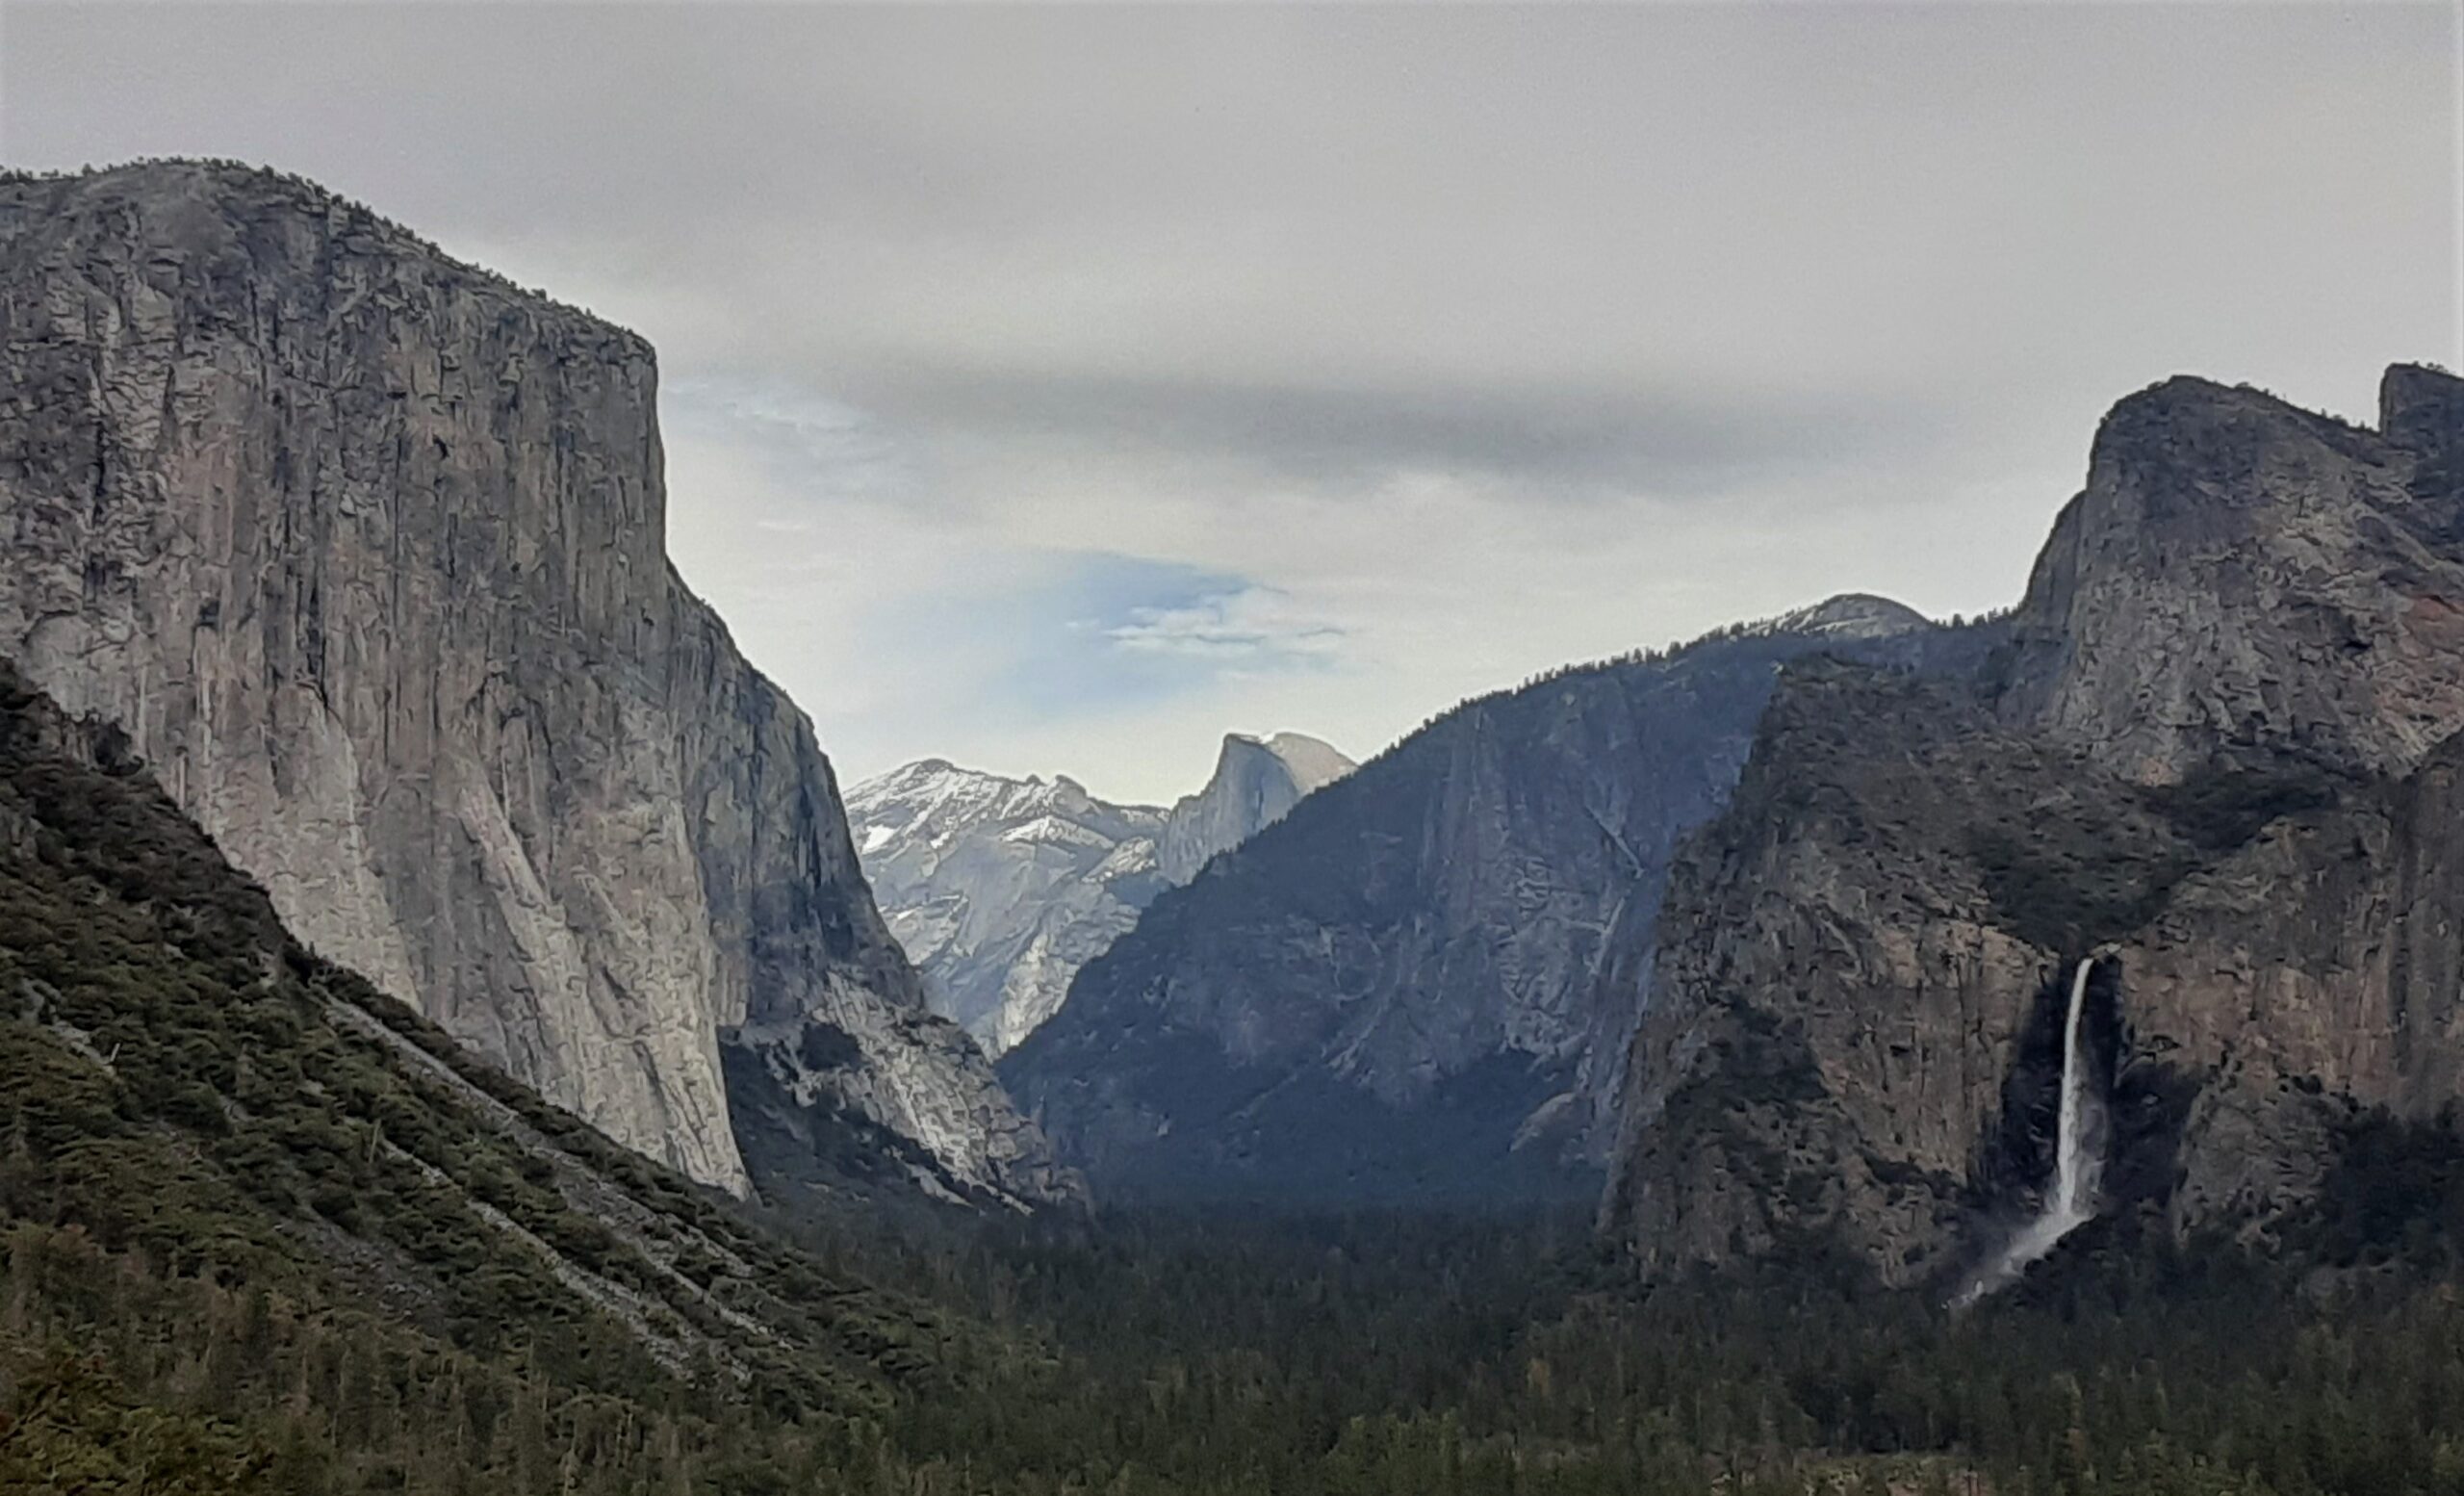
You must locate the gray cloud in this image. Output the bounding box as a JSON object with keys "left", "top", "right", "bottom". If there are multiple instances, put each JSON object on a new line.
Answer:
{"left": 857, "top": 370, "right": 1956, "bottom": 497}
{"left": 3, "top": 1, "right": 2453, "bottom": 799}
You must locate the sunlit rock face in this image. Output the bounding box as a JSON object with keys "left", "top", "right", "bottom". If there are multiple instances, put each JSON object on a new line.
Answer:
{"left": 848, "top": 733, "right": 1353, "bottom": 1056}
{"left": 1155, "top": 732, "right": 1356, "bottom": 885}
{"left": 0, "top": 160, "right": 1073, "bottom": 1206}
{"left": 1606, "top": 367, "right": 2464, "bottom": 1288}
{"left": 1003, "top": 599, "right": 1938, "bottom": 1205}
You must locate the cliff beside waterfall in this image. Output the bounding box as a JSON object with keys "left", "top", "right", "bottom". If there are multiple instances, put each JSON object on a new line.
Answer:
{"left": 1604, "top": 367, "right": 2464, "bottom": 1286}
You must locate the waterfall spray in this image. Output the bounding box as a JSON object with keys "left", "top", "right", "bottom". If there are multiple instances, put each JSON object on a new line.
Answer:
{"left": 1953, "top": 957, "right": 2106, "bottom": 1307}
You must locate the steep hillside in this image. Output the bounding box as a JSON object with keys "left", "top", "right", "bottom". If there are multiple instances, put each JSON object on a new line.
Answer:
{"left": 848, "top": 733, "right": 1351, "bottom": 1055}
{"left": 0, "top": 660, "right": 994, "bottom": 1491}
{"left": 1003, "top": 598, "right": 1942, "bottom": 1203}
{"left": 0, "top": 160, "right": 1068, "bottom": 1206}
{"left": 1606, "top": 365, "right": 2464, "bottom": 1289}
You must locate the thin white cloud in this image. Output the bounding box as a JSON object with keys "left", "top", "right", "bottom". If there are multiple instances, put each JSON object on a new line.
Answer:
{"left": 1102, "top": 586, "right": 1347, "bottom": 669}
{"left": 664, "top": 376, "right": 922, "bottom": 513}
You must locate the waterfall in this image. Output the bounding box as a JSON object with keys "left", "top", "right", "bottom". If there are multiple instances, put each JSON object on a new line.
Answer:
{"left": 1953, "top": 957, "right": 2106, "bottom": 1306}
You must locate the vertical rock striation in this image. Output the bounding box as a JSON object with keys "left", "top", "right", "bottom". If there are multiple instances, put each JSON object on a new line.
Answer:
{"left": 1998, "top": 374, "right": 2464, "bottom": 781}
{"left": 1605, "top": 367, "right": 2464, "bottom": 1285}
{"left": 1153, "top": 732, "right": 1356, "bottom": 885}
{"left": 0, "top": 160, "right": 1070, "bottom": 1204}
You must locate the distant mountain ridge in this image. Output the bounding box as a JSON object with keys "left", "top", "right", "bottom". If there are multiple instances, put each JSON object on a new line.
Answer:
{"left": 1751, "top": 591, "right": 1943, "bottom": 640}
{"left": 1159, "top": 733, "right": 1357, "bottom": 883}
{"left": 848, "top": 733, "right": 1354, "bottom": 1054}
{"left": 1001, "top": 594, "right": 1943, "bottom": 1204}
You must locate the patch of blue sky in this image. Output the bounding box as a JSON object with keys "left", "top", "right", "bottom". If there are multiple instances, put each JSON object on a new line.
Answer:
{"left": 874, "top": 551, "right": 1346, "bottom": 729}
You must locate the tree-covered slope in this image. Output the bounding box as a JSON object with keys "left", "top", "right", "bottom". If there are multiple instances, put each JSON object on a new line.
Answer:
{"left": 4, "top": 446, "right": 2461, "bottom": 1496}
{"left": 0, "top": 662, "right": 990, "bottom": 1492}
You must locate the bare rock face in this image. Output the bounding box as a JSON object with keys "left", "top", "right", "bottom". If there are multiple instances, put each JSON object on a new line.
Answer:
{"left": 848, "top": 733, "right": 1351, "bottom": 1058}
{"left": 1606, "top": 366, "right": 2464, "bottom": 1286}
{"left": 1154, "top": 733, "right": 1355, "bottom": 885}
{"left": 1605, "top": 662, "right": 2188, "bottom": 1283}
{"left": 0, "top": 161, "right": 1070, "bottom": 1205}
{"left": 1999, "top": 375, "right": 2464, "bottom": 781}
{"left": 1003, "top": 600, "right": 1936, "bottom": 1204}
{"left": 848, "top": 761, "right": 1170, "bottom": 1056}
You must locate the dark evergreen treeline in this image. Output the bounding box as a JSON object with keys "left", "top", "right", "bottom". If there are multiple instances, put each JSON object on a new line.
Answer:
{"left": 4, "top": 649, "right": 2464, "bottom": 1494}
{"left": 856, "top": 1197, "right": 2464, "bottom": 1496}
{"left": 0, "top": 665, "right": 983, "bottom": 1492}
{"left": 14, "top": 1195, "right": 2464, "bottom": 1494}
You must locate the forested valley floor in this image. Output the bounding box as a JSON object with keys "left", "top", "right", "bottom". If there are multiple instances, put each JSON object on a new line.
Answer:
{"left": 13, "top": 1181, "right": 2464, "bottom": 1495}
{"left": 4, "top": 660, "right": 2462, "bottom": 1495}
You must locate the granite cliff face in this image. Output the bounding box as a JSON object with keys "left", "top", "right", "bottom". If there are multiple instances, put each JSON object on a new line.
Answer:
{"left": 1154, "top": 732, "right": 1355, "bottom": 884}
{"left": 1605, "top": 367, "right": 2464, "bottom": 1287}
{"left": 850, "top": 762, "right": 1168, "bottom": 1057}
{"left": 0, "top": 161, "right": 1070, "bottom": 1205}
{"left": 847, "top": 733, "right": 1352, "bottom": 1055}
{"left": 1002, "top": 599, "right": 1936, "bottom": 1203}
{"left": 1998, "top": 372, "right": 2464, "bottom": 781}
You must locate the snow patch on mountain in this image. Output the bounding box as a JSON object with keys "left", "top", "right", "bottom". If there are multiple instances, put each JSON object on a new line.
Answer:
{"left": 1748, "top": 593, "right": 1934, "bottom": 641}
{"left": 847, "top": 734, "right": 1355, "bottom": 1053}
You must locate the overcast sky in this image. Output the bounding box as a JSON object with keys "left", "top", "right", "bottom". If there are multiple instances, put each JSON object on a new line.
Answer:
{"left": 4, "top": 3, "right": 2455, "bottom": 802}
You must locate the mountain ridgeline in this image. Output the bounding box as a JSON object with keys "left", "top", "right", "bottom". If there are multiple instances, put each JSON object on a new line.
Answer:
{"left": 1001, "top": 595, "right": 1948, "bottom": 1204}
{"left": 0, "top": 161, "right": 1072, "bottom": 1212}
{"left": 4, "top": 153, "right": 2464, "bottom": 1496}
{"left": 1606, "top": 365, "right": 2464, "bottom": 1290}
{"left": 847, "top": 733, "right": 1353, "bottom": 1056}
{"left": 2, "top": 156, "right": 2458, "bottom": 1302}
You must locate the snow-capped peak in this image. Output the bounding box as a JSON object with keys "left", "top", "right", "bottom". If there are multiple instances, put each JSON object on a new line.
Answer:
{"left": 845, "top": 732, "right": 1350, "bottom": 1054}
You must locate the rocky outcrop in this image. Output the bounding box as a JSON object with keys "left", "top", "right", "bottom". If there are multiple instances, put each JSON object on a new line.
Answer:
{"left": 1998, "top": 375, "right": 2464, "bottom": 781}
{"left": 847, "top": 733, "right": 1352, "bottom": 1055}
{"left": 849, "top": 762, "right": 1168, "bottom": 1056}
{"left": 1002, "top": 598, "right": 1937, "bottom": 1204}
{"left": 1605, "top": 366, "right": 2464, "bottom": 1287}
{"left": 0, "top": 160, "right": 1070, "bottom": 1205}
{"left": 1155, "top": 732, "right": 1354, "bottom": 884}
